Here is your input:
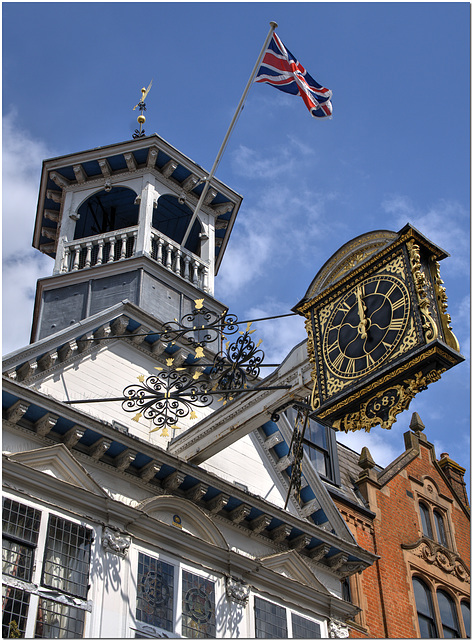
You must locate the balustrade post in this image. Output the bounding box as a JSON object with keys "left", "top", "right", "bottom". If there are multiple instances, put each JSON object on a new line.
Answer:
{"left": 96, "top": 240, "right": 104, "bottom": 265}
{"left": 119, "top": 234, "right": 127, "bottom": 260}
{"left": 84, "top": 242, "right": 93, "bottom": 268}
{"left": 61, "top": 247, "right": 70, "bottom": 273}
{"left": 72, "top": 246, "right": 80, "bottom": 271}
{"left": 109, "top": 237, "right": 116, "bottom": 262}
{"left": 156, "top": 236, "right": 164, "bottom": 264}
{"left": 175, "top": 249, "right": 182, "bottom": 276}
{"left": 166, "top": 243, "right": 173, "bottom": 269}
{"left": 203, "top": 266, "right": 210, "bottom": 293}
{"left": 183, "top": 255, "right": 191, "bottom": 281}
{"left": 192, "top": 260, "right": 200, "bottom": 286}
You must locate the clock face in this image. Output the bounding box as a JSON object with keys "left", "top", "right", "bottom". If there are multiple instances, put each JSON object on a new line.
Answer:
{"left": 322, "top": 274, "right": 410, "bottom": 378}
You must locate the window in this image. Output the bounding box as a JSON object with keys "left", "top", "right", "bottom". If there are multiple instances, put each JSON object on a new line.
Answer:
{"left": 2, "top": 499, "right": 41, "bottom": 583}
{"left": 413, "top": 578, "right": 438, "bottom": 638}
{"left": 134, "top": 551, "right": 216, "bottom": 638}
{"left": 254, "top": 596, "right": 321, "bottom": 639}
{"left": 419, "top": 501, "right": 450, "bottom": 548}
{"left": 181, "top": 570, "right": 216, "bottom": 638}
{"left": 434, "top": 511, "right": 448, "bottom": 547}
{"left": 254, "top": 597, "right": 287, "bottom": 638}
{"left": 460, "top": 601, "right": 470, "bottom": 638}
{"left": 137, "top": 554, "right": 175, "bottom": 632}
{"left": 437, "top": 590, "right": 460, "bottom": 638}
{"left": 412, "top": 577, "right": 469, "bottom": 639}
{"left": 35, "top": 598, "right": 86, "bottom": 638}
{"left": 2, "top": 498, "right": 92, "bottom": 639}
{"left": 152, "top": 195, "right": 201, "bottom": 256}
{"left": 74, "top": 187, "right": 139, "bottom": 239}
{"left": 419, "top": 502, "right": 433, "bottom": 539}
{"left": 2, "top": 585, "right": 30, "bottom": 639}
{"left": 285, "top": 408, "right": 340, "bottom": 484}
{"left": 42, "top": 515, "right": 92, "bottom": 598}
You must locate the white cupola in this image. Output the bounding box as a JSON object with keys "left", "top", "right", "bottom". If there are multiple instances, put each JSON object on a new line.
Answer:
{"left": 30, "top": 134, "right": 242, "bottom": 343}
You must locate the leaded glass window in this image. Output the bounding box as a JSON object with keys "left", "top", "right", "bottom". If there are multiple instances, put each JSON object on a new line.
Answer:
{"left": 41, "top": 515, "right": 92, "bottom": 598}
{"left": 291, "top": 613, "right": 321, "bottom": 638}
{"left": 413, "top": 578, "right": 437, "bottom": 638}
{"left": 181, "top": 570, "right": 215, "bottom": 638}
{"left": 254, "top": 597, "right": 288, "bottom": 638}
{"left": 2, "top": 585, "right": 31, "bottom": 638}
{"left": 34, "top": 598, "right": 85, "bottom": 638}
{"left": 2, "top": 499, "right": 41, "bottom": 582}
{"left": 437, "top": 590, "right": 460, "bottom": 638}
{"left": 136, "top": 553, "right": 174, "bottom": 632}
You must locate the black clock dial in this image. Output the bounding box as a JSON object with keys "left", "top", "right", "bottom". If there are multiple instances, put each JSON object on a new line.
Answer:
{"left": 322, "top": 274, "right": 410, "bottom": 378}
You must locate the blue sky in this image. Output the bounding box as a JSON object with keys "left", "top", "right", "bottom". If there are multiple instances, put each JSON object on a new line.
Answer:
{"left": 2, "top": 2, "right": 470, "bottom": 474}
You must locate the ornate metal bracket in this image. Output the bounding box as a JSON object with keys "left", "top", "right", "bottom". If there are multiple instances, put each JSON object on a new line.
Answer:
{"left": 283, "top": 405, "right": 310, "bottom": 508}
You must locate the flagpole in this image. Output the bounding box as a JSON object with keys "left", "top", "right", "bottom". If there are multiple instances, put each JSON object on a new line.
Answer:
{"left": 181, "top": 21, "right": 278, "bottom": 248}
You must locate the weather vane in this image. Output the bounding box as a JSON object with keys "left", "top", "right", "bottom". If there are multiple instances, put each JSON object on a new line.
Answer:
{"left": 132, "top": 80, "right": 153, "bottom": 139}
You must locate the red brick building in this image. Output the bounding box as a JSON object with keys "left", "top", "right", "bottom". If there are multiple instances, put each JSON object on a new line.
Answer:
{"left": 333, "top": 412, "right": 470, "bottom": 638}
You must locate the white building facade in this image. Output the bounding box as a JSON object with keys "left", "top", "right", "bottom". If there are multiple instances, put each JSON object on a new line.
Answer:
{"left": 3, "top": 134, "right": 375, "bottom": 639}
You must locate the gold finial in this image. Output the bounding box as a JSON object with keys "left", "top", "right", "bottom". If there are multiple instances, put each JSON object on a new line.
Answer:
{"left": 132, "top": 79, "right": 153, "bottom": 139}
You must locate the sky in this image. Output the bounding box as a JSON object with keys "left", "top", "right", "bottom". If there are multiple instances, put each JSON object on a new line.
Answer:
{"left": 2, "top": 2, "right": 470, "bottom": 476}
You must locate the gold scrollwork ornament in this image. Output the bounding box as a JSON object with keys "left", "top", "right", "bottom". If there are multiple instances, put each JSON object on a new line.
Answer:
{"left": 332, "top": 368, "right": 446, "bottom": 433}
{"left": 407, "top": 240, "right": 438, "bottom": 343}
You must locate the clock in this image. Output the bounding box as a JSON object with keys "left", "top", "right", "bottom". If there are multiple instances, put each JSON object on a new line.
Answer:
{"left": 294, "top": 224, "right": 463, "bottom": 432}
{"left": 323, "top": 274, "right": 410, "bottom": 379}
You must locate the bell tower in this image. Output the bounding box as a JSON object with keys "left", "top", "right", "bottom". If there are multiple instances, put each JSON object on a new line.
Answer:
{"left": 30, "top": 134, "right": 242, "bottom": 343}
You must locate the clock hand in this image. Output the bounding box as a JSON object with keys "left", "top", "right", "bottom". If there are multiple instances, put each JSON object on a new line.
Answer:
{"left": 356, "top": 286, "right": 369, "bottom": 339}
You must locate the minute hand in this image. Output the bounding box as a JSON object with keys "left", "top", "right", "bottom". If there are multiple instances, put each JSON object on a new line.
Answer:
{"left": 356, "top": 287, "right": 369, "bottom": 338}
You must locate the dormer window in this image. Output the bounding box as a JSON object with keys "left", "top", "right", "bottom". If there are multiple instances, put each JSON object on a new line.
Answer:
{"left": 74, "top": 187, "right": 139, "bottom": 239}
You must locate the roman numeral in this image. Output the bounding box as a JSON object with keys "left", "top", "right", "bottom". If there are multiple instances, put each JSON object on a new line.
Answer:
{"left": 332, "top": 352, "right": 345, "bottom": 370}
{"left": 327, "top": 341, "right": 339, "bottom": 354}
{"left": 365, "top": 353, "right": 375, "bottom": 368}
{"left": 389, "top": 318, "right": 405, "bottom": 331}
{"left": 338, "top": 300, "right": 351, "bottom": 314}
{"left": 391, "top": 298, "right": 405, "bottom": 312}
{"left": 345, "top": 359, "right": 356, "bottom": 375}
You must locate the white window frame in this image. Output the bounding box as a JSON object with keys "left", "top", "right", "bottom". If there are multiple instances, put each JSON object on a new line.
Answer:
{"left": 2, "top": 493, "right": 95, "bottom": 639}
{"left": 128, "top": 545, "right": 222, "bottom": 638}
{"left": 249, "top": 593, "right": 326, "bottom": 639}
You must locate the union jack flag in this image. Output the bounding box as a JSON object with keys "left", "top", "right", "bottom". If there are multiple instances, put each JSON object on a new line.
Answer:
{"left": 255, "top": 33, "right": 332, "bottom": 118}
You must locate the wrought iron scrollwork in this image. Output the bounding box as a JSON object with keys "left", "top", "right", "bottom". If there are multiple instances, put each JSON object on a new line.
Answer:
{"left": 283, "top": 403, "right": 311, "bottom": 509}
{"left": 210, "top": 325, "right": 263, "bottom": 401}
{"left": 122, "top": 369, "right": 213, "bottom": 435}
{"left": 160, "top": 300, "right": 239, "bottom": 349}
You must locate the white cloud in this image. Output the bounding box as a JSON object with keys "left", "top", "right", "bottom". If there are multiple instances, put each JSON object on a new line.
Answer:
{"left": 2, "top": 111, "right": 55, "bottom": 354}
{"left": 381, "top": 194, "right": 469, "bottom": 274}
{"left": 336, "top": 424, "right": 405, "bottom": 469}
{"left": 216, "top": 166, "right": 341, "bottom": 298}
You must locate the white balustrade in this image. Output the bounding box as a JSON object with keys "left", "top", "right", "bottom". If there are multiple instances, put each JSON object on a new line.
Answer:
{"left": 60, "top": 226, "right": 138, "bottom": 273}
{"left": 150, "top": 229, "right": 209, "bottom": 293}
{"left": 58, "top": 226, "right": 210, "bottom": 294}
